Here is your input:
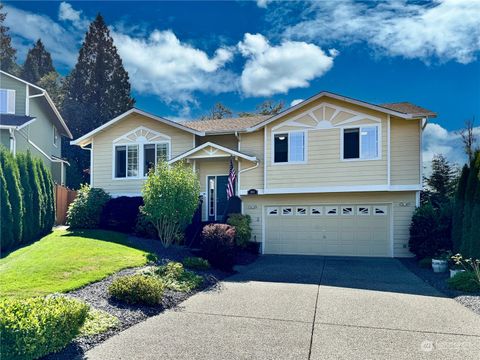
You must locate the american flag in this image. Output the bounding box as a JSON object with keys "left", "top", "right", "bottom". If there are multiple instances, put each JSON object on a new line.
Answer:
{"left": 226, "top": 157, "right": 236, "bottom": 199}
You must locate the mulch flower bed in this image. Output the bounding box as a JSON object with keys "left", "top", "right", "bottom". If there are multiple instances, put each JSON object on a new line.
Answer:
{"left": 44, "top": 237, "right": 258, "bottom": 359}
{"left": 399, "top": 258, "right": 480, "bottom": 316}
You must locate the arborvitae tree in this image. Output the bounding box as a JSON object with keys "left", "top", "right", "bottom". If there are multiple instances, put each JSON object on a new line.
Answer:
{"left": 16, "top": 154, "right": 33, "bottom": 243}
{"left": 34, "top": 159, "right": 47, "bottom": 234}
{"left": 39, "top": 162, "right": 55, "bottom": 231}
{"left": 470, "top": 175, "right": 480, "bottom": 258}
{"left": 425, "top": 154, "right": 458, "bottom": 207}
{"left": 26, "top": 153, "right": 42, "bottom": 237}
{"left": 452, "top": 165, "right": 470, "bottom": 252}
{"left": 0, "top": 164, "right": 14, "bottom": 250}
{"left": 0, "top": 147, "right": 24, "bottom": 244}
{"left": 21, "top": 39, "right": 55, "bottom": 83}
{"left": 62, "top": 13, "right": 134, "bottom": 187}
{"left": 0, "top": 5, "right": 19, "bottom": 74}
{"left": 461, "top": 151, "right": 480, "bottom": 256}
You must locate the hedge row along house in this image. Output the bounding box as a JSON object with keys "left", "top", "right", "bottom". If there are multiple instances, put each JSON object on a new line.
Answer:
{"left": 0, "top": 71, "right": 72, "bottom": 185}
{"left": 71, "top": 91, "right": 436, "bottom": 257}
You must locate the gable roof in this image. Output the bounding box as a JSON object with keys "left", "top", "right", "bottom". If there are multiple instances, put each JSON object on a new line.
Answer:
{"left": 71, "top": 108, "right": 204, "bottom": 147}
{"left": 0, "top": 70, "right": 72, "bottom": 138}
{"left": 380, "top": 102, "right": 437, "bottom": 118}
{"left": 168, "top": 141, "right": 258, "bottom": 164}
{"left": 181, "top": 115, "right": 269, "bottom": 134}
{"left": 246, "top": 91, "right": 437, "bottom": 132}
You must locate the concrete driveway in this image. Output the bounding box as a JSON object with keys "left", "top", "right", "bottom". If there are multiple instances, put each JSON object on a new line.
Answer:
{"left": 85, "top": 256, "right": 480, "bottom": 359}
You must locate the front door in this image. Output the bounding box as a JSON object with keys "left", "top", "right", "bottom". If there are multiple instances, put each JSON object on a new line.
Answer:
{"left": 207, "top": 175, "right": 229, "bottom": 221}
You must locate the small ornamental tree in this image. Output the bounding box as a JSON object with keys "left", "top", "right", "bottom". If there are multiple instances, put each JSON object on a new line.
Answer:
{"left": 142, "top": 162, "right": 200, "bottom": 247}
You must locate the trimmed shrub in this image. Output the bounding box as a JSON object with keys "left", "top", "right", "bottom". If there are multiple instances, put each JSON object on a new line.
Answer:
{"left": 0, "top": 165, "right": 14, "bottom": 249}
{"left": 79, "top": 308, "right": 119, "bottom": 336}
{"left": 16, "top": 154, "right": 34, "bottom": 243}
{"left": 461, "top": 152, "right": 480, "bottom": 256}
{"left": 67, "top": 185, "right": 110, "bottom": 229}
{"left": 0, "top": 146, "right": 24, "bottom": 244}
{"left": 227, "top": 213, "right": 252, "bottom": 248}
{"left": 182, "top": 256, "right": 210, "bottom": 270}
{"left": 409, "top": 203, "right": 452, "bottom": 259}
{"left": 26, "top": 153, "right": 42, "bottom": 236}
{"left": 100, "top": 196, "right": 143, "bottom": 233}
{"left": 108, "top": 274, "right": 164, "bottom": 305}
{"left": 452, "top": 165, "right": 469, "bottom": 252}
{"left": 133, "top": 211, "right": 158, "bottom": 239}
{"left": 38, "top": 160, "right": 55, "bottom": 233}
{"left": 0, "top": 296, "right": 89, "bottom": 360}
{"left": 154, "top": 262, "right": 203, "bottom": 292}
{"left": 418, "top": 257, "right": 432, "bottom": 269}
{"left": 201, "top": 223, "right": 236, "bottom": 271}
{"left": 447, "top": 271, "right": 480, "bottom": 292}
{"left": 34, "top": 159, "right": 47, "bottom": 235}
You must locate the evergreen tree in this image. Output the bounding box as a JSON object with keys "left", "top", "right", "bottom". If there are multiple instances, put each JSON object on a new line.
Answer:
{"left": 37, "top": 71, "right": 64, "bottom": 107}
{"left": 39, "top": 162, "right": 55, "bottom": 231}
{"left": 424, "top": 154, "right": 458, "bottom": 208}
{"left": 0, "top": 5, "right": 19, "bottom": 74}
{"left": 470, "top": 174, "right": 480, "bottom": 258}
{"left": 62, "top": 13, "right": 134, "bottom": 187}
{"left": 16, "top": 154, "right": 33, "bottom": 243}
{"left": 461, "top": 151, "right": 480, "bottom": 256}
{"left": 0, "top": 147, "right": 24, "bottom": 244}
{"left": 0, "top": 164, "right": 14, "bottom": 250}
{"left": 26, "top": 152, "right": 41, "bottom": 237}
{"left": 21, "top": 39, "right": 55, "bottom": 83}
{"left": 452, "top": 165, "right": 469, "bottom": 252}
{"left": 34, "top": 159, "right": 47, "bottom": 234}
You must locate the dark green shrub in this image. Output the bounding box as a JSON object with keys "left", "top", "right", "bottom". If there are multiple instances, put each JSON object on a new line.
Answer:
{"left": 452, "top": 165, "right": 469, "bottom": 252}
{"left": 38, "top": 160, "right": 55, "bottom": 233}
{"left": 100, "top": 196, "right": 143, "bottom": 233}
{"left": 0, "top": 296, "right": 89, "bottom": 360}
{"left": 447, "top": 271, "right": 480, "bottom": 292}
{"left": 201, "top": 223, "right": 236, "bottom": 271}
{"left": 108, "top": 274, "right": 164, "bottom": 305}
{"left": 0, "top": 146, "right": 24, "bottom": 244}
{"left": 67, "top": 185, "right": 111, "bottom": 229}
{"left": 16, "top": 154, "right": 34, "bottom": 243}
{"left": 409, "top": 203, "right": 452, "bottom": 259}
{"left": 34, "top": 159, "right": 47, "bottom": 234}
{"left": 26, "top": 153, "right": 42, "bottom": 237}
{"left": 227, "top": 213, "right": 252, "bottom": 248}
{"left": 461, "top": 152, "right": 480, "bottom": 256}
{"left": 182, "top": 256, "right": 210, "bottom": 270}
{"left": 0, "top": 165, "right": 14, "bottom": 249}
{"left": 153, "top": 262, "right": 203, "bottom": 292}
{"left": 133, "top": 210, "right": 158, "bottom": 239}
{"left": 418, "top": 257, "right": 432, "bottom": 268}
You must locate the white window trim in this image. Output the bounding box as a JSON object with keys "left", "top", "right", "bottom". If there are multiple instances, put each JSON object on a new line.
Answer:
{"left": 0, "top": 89, "right": 15, "bottom": 114}
{"left": 340, "top": 124, "right": 382, "bottom": 162}
{"left": 53, "top": 124, "right": 58, "bottom": 147}
{"left": 112, "top": 140, "right": 171, "bottom": 180}
{"left": 271, "top": 130, "right": 307, "bottom": 165}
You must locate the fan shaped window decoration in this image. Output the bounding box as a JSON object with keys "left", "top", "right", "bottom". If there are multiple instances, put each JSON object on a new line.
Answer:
{"left": 267, "top": 207, "right": 279, "bottom": 216}
{"left": 113, "top": 126, "right": 171, "bottom": 179}
{"left": 325, "top": 206, "right": 338, "bottom": 216}
{"left": 310, "top": 206, "right": 323, "bottom": 215}
{"left": 373, "top": 206, "right": 387, "bottom": 216}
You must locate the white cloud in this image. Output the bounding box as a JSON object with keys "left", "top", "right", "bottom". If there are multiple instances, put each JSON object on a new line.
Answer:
{"left": 282, "top": 0, "right": 480, "bottom": 64}
{"left": 58, "top": 2, "right": 81, "bottom": 22}
{"left": 290, "top": 99, "right": 304, "bottom": 107}
{"left": 112, "top": 30, "right": 237, "bottom": 104}
{"left": 4, "top": 5, "right": 79, "bottom": 67}
{"left": 238, "top": 33, "right": 337, "bottom": 97}
{"left": 256, "top": 0, "right": 270, "bottom": 9}
{"left": 422, "top": 122, "right": 480, "bottom": 168}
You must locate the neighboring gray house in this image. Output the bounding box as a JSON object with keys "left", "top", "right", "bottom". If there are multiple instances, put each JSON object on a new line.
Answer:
{"left": 0, "top": 70, "right": 72, "bottom": 185}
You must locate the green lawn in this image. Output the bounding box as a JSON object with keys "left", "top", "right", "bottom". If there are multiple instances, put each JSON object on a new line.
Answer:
{"left": 0, "top": 229, "right": 150, "bottom": 298}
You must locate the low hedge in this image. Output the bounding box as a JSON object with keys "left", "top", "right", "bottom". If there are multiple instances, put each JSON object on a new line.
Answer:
{"left": 0, "top": 296, "right": 89, "bottom": 360}
{"left": 100, "top": 196, "right": 143, "bottom": 233}
{"left": 182, "top": 256, "right": 210, "bottom": 270}
{"left": 109, "top": 274, "right": 164, "bottom": 305}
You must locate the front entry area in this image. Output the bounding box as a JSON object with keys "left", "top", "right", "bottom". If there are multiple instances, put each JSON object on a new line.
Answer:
{"left": 207, "top": 175, "right": 228, "bottom": 221}
{"left": 264, "top": 203, "right": 391, "bottom": 257}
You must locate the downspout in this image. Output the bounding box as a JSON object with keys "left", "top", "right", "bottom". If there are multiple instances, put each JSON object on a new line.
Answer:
{"left": 9, "top": 128, "right": 16, "bottom": 155}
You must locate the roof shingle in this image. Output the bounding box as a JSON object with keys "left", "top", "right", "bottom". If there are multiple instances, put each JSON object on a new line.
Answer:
{"left": 380, "top": 102, "right": 437, "bottom": 118}
{"left": 181, "top": 115, "right": 269, "bottom": 133}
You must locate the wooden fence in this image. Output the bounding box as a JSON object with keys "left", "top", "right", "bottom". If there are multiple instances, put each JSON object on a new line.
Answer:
{"left": 55, "top": 184, "right": 77, "bottom": 225}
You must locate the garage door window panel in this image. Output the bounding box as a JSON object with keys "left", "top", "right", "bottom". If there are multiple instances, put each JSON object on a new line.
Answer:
{"left": 310, "top": 206, "right": 323, "bottom": 215}
{"left": 357, "top": 206, "right": 370, "bottom": 215}
{"left": 374, "top": 206, "right": 387, "bottom": 215}
{"left": 267, "top": 207, "right": 279, "bottom": 215}
{"left": 341, "top": 206, "right": 354, "bottom": 215}
{"left": 325, "top": 206, "right": 338, "bottom": 216}
{"left": 282, "top": 207, "right": 293, "bottom": 215}
{"left": 296, "top": 207, "right": 307, "bottom": 215}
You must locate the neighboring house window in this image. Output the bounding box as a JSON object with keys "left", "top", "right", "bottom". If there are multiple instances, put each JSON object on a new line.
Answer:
{"left": 274, "top": 131, "right": 305, "bottom": 163}
{"left": 0, "top": 89, "right": 15, "bottom": 114}
{"left": 343, "top": 126, "right": 379, "bottom": 160}
{"left": 114, "top": 142, "right": 170, "bottom": 179}
{"left": 53, "top": 125, "right": 58, "bottom": 147}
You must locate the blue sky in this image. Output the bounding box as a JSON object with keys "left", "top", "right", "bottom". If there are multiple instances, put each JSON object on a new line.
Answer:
{"left": 4, "top": 1, "right": 480, "bottom": 165}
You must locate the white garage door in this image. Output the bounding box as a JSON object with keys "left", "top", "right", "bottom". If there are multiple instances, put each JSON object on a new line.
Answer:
{"left": 264, "top": 204, "right": 391, "bottom": 257}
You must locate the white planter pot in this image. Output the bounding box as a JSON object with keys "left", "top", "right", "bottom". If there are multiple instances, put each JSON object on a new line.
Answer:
{"left": 432, "top": 259, "right": 448, "bottom": 273}
{"left": 450, "top": 269, "right": 465, "bottom": 278}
